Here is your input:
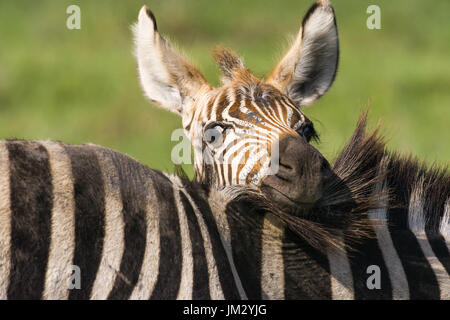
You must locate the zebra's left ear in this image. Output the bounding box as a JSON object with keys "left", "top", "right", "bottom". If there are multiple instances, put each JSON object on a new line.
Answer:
{"left": 267, "top": 0, "right": 339, "bottom": 107}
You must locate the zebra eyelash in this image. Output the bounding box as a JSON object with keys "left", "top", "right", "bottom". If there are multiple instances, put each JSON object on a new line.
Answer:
{"left": 203, "top": 122, "right": 234, "bottom": 146}
{"left": 307, "top": 124, "right": 320, "bottom": 143}
{"left": 296, "top": 122, "right": 319, "bottom": 143}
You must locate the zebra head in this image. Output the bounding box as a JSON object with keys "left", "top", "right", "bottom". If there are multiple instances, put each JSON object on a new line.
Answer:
{"left": 133, "top": 0, "right": 339, "bottom": 207}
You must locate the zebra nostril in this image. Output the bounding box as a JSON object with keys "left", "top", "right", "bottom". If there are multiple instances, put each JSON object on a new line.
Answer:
{"left": 275, "top": 161, "right": 295, "bottom": 182}
{"left": 279, "top": 161, "right": 293, "bottom": 171}
{"left": 275, "top": 172, "right": 291, "bottom": 182}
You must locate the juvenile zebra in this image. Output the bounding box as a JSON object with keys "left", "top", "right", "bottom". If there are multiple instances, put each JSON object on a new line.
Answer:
{"left": 0, "top": 0, "right": 449, "bottom": 299}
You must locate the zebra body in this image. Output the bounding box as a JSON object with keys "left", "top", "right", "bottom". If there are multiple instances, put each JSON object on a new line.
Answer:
{"left": 0, "top": 136, "right": 448, "bottom": 300}
{"left": 1, "top": 0, "right": 449, "bottom": 300}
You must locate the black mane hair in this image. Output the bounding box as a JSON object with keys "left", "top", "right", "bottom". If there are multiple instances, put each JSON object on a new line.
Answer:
{"left": 181, "top": 111, "right": 449, "bottom": 254}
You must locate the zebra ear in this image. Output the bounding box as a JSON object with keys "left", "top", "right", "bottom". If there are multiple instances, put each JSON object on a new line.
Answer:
{"left": 133, "top": 6, "right": 209, "bottom": 116}
{"left": 267, "top": 0, "right": 339, "bottom": 107}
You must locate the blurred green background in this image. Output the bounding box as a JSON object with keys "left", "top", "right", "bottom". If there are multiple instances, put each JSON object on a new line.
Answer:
{"left": 0, "top": 0, "right": 449, "bottom": 177}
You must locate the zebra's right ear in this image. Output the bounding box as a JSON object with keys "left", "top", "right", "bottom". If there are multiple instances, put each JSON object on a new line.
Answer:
{"left": 267, "top": 0, "right": 339, "bottom": 107}
{"left": 133, "top": 6, "right": 210, "bottom": 116}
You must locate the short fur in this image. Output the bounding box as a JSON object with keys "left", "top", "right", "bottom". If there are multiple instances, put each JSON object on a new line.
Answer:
{"left": 0, "top": 112, "right": 448, "bottom": 299}
{"left": 190, "top": 111, "right": 449, "bottom": 255}
{"left": 133, "top": 1, "right": 340, "bottom": 190}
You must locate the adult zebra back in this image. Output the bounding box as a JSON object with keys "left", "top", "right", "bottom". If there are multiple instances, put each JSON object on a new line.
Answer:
{"left": 0, "top": 114, "right": 448, "bottom": 299}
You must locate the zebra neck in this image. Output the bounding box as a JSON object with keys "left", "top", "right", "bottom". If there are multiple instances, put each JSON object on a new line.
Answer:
{"left": 205, "top": 186, "right": 284, "bottom": 299}
{"left": 208, "top": 185, "right": 348, "bottom": 299}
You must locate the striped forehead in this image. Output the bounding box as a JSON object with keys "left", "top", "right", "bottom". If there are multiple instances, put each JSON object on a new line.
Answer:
{"left": 208, "top": 86, "right": 306, "bottom": 130}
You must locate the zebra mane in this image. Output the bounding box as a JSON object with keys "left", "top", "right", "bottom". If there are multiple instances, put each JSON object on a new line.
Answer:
{"left": 340, "top": 111, "right": 449, "bottom": 235}
{"left": 181, "top": 111, "right": 449, "bottom": 254}
{"left": 288, "top": 110, "right": 448, "bottom": 252}
{"left": 382, "top": 140, "right": 450, "bottom": 236}
{"left": 212, "top": 111, "right": 386, "bottom": 254}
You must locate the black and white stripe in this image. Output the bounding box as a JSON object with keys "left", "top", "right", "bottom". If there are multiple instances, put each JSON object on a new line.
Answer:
{"left": 192, "top": 87, "right": 310, "bottom": 187}
{"left": 7, "top": 141, "right": 53, "bottom": 299}
{"left": 0, "top": 140, "right": 448, "bottom": 299}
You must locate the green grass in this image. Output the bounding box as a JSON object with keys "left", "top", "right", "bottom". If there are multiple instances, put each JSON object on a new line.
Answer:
{"left": 1, "top": 0, "right": 449, "bottom": 178}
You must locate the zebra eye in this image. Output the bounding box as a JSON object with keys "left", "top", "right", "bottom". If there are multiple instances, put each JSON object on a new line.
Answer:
{"left": 297, "top": 123, "right": 318, "bottom": 143}
{"left": 204, "top": 123, "right": 226, "bottom": 146}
